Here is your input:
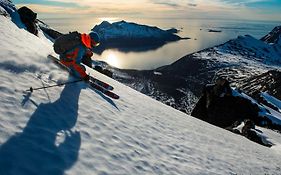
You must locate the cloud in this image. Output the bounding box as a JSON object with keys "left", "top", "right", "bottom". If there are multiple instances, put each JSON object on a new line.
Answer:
{"left": 15, "top": 0, "right": 281, "bottom": 21}
{"left": 16, "top": 1, "right": 174, "bottom": 18}
{"left": 151, "top": 0, "right": 180, "bottom": 7}
{"left": 188, "top": 3, "right": 197, "bottom": 7}
{"left": 15, "top": 3, "right": 79, "bottom": 14}
{"left": 13, "top": 0, "right": 79, "bottom": 8}
{"left": 217, "top": 0, "right": 269, "bottom": 6}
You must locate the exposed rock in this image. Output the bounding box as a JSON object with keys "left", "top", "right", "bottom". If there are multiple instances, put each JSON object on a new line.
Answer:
{"left": 191, "top": 79, "right": 263, "bottom": 128}
{"left": 17, "top": 6, "right": 38, "bottom": 36}
{"left": 238, "top": 70, "right": 281, "bottom": 100}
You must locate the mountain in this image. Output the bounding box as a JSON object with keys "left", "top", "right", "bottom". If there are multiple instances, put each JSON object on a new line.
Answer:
{"left": 91, "top": 20, "right": 189, "bottom": 53}
{"left": 112, "top": 28, "right": 281, "bottom": 127}
{"left": 1, "top": 1, "right": 281, "bottom": 174}
{"left": 261, "top": 26, "right": 281, "bottom": 44}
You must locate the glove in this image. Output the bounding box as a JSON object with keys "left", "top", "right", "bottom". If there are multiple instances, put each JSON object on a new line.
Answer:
{"left": 85, "top": 49, "right": 93, "bottom": 58}
{"left": 83, "top": 75, "right": 90, "bottom": 82}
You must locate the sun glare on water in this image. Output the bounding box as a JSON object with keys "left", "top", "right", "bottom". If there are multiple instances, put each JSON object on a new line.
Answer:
{"left": 106, "top": 53, "right": 120, "bottom": 68}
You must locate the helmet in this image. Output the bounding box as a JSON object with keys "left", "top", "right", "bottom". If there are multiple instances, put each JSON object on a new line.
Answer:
{"left": 89, "top": 32, "right": 100, "bottom": 47}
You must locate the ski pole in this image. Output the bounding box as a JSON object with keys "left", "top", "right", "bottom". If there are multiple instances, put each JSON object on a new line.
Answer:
{"left": 26, "top": 79, "right": 83, "bottom": 92}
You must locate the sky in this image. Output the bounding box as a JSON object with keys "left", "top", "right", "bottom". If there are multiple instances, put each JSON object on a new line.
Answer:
{"left": 13, "top": 0, "right": 281, "bottom": 21}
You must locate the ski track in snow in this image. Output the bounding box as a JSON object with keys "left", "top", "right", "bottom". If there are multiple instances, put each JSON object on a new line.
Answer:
{"left": 1, "top": 11, "right": 281, "bottom": 175}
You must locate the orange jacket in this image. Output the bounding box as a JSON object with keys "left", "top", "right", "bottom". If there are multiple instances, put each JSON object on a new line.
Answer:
{"left": 60, "top": 33, "right": 93, "bottom": 78}
{"left": 81, "top": 33, "right": 92, "bottom": 48}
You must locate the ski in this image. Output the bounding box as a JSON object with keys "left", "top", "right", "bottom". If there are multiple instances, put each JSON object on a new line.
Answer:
{"left": 47, "top": 54, "right": 118, "bottom": 98}
{"left": 89, "top": 81, "right": 119, "bottom": 99}
{"left": 48, "top": 55, "right": 114, "bottom": 91}
{"left": 89, "top": 76, "right": 113, "bottom": 91}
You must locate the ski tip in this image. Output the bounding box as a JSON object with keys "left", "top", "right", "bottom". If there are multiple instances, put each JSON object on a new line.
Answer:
{"left": 113, "top": 94, "right": 120, "bottom": 99}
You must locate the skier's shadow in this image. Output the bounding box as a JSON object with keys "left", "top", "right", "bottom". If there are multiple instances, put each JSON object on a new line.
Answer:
{"left": 0, "top": 81, "right": 82, "bottom": 175}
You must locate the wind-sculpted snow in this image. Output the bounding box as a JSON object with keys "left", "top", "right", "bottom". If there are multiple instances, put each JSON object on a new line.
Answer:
{"left": 1, "top": 6, "right": 281, "bottom": 175}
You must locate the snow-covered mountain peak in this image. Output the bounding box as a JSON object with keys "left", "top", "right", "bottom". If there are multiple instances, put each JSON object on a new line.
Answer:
{"left": 97, "top": 20, "right": 111, "bottom": 29}
{"left": 92, "top": 20, "right": 182, "bottom": 41}
{"left": 91, "top": 20, "right": 188, "bottom": 53}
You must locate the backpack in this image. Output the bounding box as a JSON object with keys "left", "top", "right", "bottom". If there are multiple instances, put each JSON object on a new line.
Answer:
{"left": 53, "top": 31, "right": 81, "bottom": 54}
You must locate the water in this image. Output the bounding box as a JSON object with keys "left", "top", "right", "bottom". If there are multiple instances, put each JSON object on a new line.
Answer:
{"left": 41, "top": 16, "right": 280, "bottom": 70}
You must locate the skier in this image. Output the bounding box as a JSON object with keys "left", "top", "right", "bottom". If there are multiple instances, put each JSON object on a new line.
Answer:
{"left": 54, "top": 32, "right": 100, "bottom": 82}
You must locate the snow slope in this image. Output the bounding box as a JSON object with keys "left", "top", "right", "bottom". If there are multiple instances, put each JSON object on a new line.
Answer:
{"left": 219, "top": 35, "right": 281, "bottom": 65}
{"left": 1, "top": 12, "right": 281, "bottom": 175}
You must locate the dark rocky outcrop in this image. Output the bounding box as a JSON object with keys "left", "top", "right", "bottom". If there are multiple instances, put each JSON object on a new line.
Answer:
{"left": 190, "top": 79, "right": 279, "bottom": 147}
{"left": 191, "top": 78, "right": 263, "bottom": 128}
{"left": 17, "top": 6, "right": 38, "bottom": 35}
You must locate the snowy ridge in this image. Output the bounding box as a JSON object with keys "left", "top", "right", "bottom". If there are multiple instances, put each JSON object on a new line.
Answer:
{"left": 1, "top": 4, "right": 281, "bottom": 175}
{"left": 261, "top": 26, "right": 281, "bottom": 44}
{"left": 218, "top": 34, "right": 281, "bottom": 65}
